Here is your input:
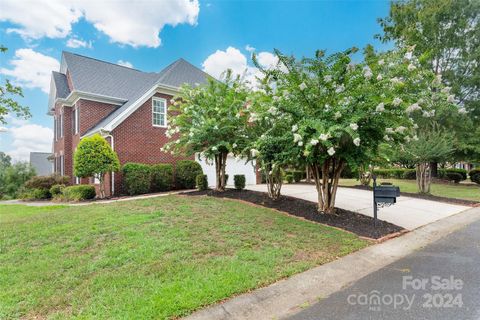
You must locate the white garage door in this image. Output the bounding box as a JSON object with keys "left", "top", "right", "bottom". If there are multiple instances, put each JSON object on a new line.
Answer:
{"left": 196, "top": 154, "right": 257, "bottom": 187}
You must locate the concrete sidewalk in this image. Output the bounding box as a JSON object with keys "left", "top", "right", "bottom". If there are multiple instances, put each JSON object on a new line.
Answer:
{"left": 246, "top": 184, "right": 469, "bottom": 230}
{"left": 184, "top": 206, "right": 480, "bottom": 320}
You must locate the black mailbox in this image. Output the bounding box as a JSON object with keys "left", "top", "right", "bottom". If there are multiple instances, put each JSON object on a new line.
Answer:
{"left": 374, "top": 185, "right": 400, "bottom": 204}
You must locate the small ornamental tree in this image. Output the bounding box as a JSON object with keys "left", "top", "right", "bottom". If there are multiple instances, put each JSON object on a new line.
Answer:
{"left": 164, "top": 71, "right": 250, "bottom": 191}
{"left": 256, "top": 46, "right": 458, "bottom": 213}
{"left": 74, "top": 134, "right": 120, "bottom": 198}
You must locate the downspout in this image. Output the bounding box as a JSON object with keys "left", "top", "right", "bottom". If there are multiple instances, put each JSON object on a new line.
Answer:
{"left": 101, "top": 130, "right": 115, "bottom": 196}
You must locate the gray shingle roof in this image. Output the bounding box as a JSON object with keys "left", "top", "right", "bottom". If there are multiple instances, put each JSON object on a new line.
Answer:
{"left": 58, "top": 52, "right": 210, "bottom": 136}
{"left": 52, "top": 71, "right": 70, "bottom": 99}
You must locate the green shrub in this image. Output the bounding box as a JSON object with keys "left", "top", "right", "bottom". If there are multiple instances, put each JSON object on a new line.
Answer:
{"left": 122, "top": 163, "right": 152, "bottom": 195}
{"left": 234, "top": 175, "right": 246, "bottom": 190}
{"left": 402, "top": 170, "right": 416, "bottom": 180}
{"left": 292, "top": 171, "right": 303, "bottom": 182}
{"left": 285, "top": 174, "right": 294, "bottom": 184}
{"left": 63, "top": 185, "right": 96, "bottom": 201}
{"left": 50, "top": 184, "right": 65, "bottom": 196}
{"left": 196, "top": 174, "right": 208, "bottom": 191}
{"left": 24, "top": 175, "right": 69, "bottom": 190}
{"left": 439, "top": 168, "right": 467, "bottom": 181}
{"left": 471, "top": 173, "right": 480, "bottom": 184}
{"left": 151, "top": 164, "right": 174, "bottom": 192}
{"left": 21, "top": 188, "right": 51, "bottom": 200}
{"left": 468, "top": 168, "right": 480, "bottom": 183}
{"left": 444, "top": 172, "right": 463, "bottom": 183}
{"left": 224, "top": 174, "right": 229, "bottom": 185}
{"left": 175, "top": 160, "right": 203, "bottom": 189}
{"left": 340, "top": 165, "right": 356, "bottom": 178}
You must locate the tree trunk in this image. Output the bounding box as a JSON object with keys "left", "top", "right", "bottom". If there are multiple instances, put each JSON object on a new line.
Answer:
{"left": 359, "top": 165, "right": 372, "bottom": 186}
{"left": 98, "top": 174, "right": 105, "bottom": 199}
{"left": 310, "top": 158, "right": 345, "bottom": 214}
{"left": 264, "top": 162, "right": 282, "bottom": 200}
{"left": 416, "top": 162, "right": 431, "bottom": 194}
{"left": 305, "top": 166, "right": 311, "bottom": 183}
{"left": 214, "top": 152, "right": 228, "bottom": 191}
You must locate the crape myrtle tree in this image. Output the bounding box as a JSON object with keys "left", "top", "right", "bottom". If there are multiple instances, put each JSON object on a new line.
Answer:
{"left": 163, "top": 71, "right": 250, "bottom": 191}
{"left": 245, "top": 76, "right": 294, "bottom": 199}
{"left": 74, "top": 134, "right": 120, "bottom": 198}
{"left": 255, "top": 46, "right": 458, "bottom": 214}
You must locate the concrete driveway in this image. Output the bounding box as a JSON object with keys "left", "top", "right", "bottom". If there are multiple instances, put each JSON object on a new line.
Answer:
{"left": 246, "top": 184, "right": 469, "bottom": 230}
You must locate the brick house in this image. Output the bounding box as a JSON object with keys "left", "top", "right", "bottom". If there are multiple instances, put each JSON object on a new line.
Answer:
{"left": 49, "top": 51, "right": 215, "bottom": 196}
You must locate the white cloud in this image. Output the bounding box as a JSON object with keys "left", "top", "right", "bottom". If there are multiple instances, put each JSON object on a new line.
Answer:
{"left": 117, "top": 60, "right": 133, "bottom": 68}
{"left": 0, "top": 0, "right": 82, "bottom": 39}
{"left": 0, "top": 0, "right": 199, "bottom": 48}
{"left": 7, "top": 123, "right": 53, "bottom": 162}
{"left": 245, "top": 44, "right": 256, "bottom": 53}
{"left": 66, "top": 37, "right": 92, "bottom": 48}
{"left": 0, "top": 49, "right": 60, "bottom": 93}
{"left": 202, "top": 46, "right": 279, "bottom": 86}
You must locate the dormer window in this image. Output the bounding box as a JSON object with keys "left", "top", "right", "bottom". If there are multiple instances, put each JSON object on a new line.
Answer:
{"left": 152, "top": 97, "right": 167, "bottom": 127}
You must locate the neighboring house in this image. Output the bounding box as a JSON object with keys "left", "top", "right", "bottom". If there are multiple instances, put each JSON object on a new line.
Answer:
{"left": 49, "top": 51, "right": 258, "bottom": 196}
{"left": 29, "top": 152, "right": 53, "bottom": 176}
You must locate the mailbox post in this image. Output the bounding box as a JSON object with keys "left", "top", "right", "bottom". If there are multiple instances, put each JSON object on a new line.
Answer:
{"left": 372, "top": 175, "right": 400, "bottom": 227}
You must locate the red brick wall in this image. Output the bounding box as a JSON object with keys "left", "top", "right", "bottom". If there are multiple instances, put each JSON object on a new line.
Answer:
{"left": 111, "top": 92, "right": 193, "bottom": 194}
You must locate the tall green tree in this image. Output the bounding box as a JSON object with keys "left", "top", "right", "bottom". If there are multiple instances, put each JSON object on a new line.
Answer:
{"left": 378, "top": 0, "right": 480, "bottom": 163}
{"left": 0, "top": 46, "right": 31, "bottom": 124}
{"left": 74, "top": 134, "right": 120, "bottom": 198}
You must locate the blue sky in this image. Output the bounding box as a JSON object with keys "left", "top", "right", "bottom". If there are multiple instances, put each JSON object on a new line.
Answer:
{"left": 0, "top": 0, "right": 391, "bottom": 161}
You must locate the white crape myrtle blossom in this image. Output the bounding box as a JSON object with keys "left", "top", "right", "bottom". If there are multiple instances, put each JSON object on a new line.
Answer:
{"left": 441, "top": 87, "right": 451, "bottom": 94}
{"left": 407, "top": 63, "right": 416, "bottom": 71}
{"left": 392, "top": 97, "right": 403, "bottom": 106}
{"left": 327, "top": 147, "right": 335, "bottom": 156}
{"left": 324, "top": 75, "right": 332, "bottom": 83}
{"left": 292, "top": 124, "right": 298, "bottom": 132}
{"left": 422, "top": 110, "right": 435, "bottom": 118}
{"left": 386, "top": 127, "right": 394, "bottom": 134}
{"left": 250, "top": 149, "right": 259, "bottom": 157}
{"left": 384, "top": 135, "right": 391, "bottom": 141}
{"left": 458, "top": 107, "right": 468, "bottom": 114}
{"left": 376, "top": 74, "right": 383, "bottom": 81}
{"left": 376, "top": 102, "right": 385, "bottom": 112}
{"left": 335, "top": 84, "right": 345, "bottom": 93}
{"left": 293, "top": 133, "right": 302, "bottom": 143}
{"left": 395, "top": 126, "right": 407, "bottom": 133}
{"left": 334, "top": 111, "right": 342, "bottom": 119}
{"left": 350, "top": 123, "right": 358, "bottom": 131}
{"left": 299, "top": 82, "right": 307, "bottom": 91}
{"left": 298, "top": 141, "right": 304, "bottom": 146}
{"left": 406, "top": 103, "right": 422, "bottom": 114}
{"left": 404, "top": 51, "right": 413, "bottom": 60}
{"left": 363, "top": 66, "right": 373, "bottom": 79}
{"left": 378, "top": 59, "right": 385, "bottom": 65}
{"left": 232, "top": 143, "right": 237, "bottom": 148}
{"left": 319, "top": 133, "right": 329, "bottom": 141}
{"left": 310, "top": 138, "right": 319, "bottom": 146}
{"left": 447, "top": 95, "right": 455, "bottom": 103}
{"left": 353, "top": 137, "right": 361, "bottom": 146}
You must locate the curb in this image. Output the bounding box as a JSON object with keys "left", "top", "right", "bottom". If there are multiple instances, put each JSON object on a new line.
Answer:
{"left": 184, "top": 206, "right": 480, "bottom": 320}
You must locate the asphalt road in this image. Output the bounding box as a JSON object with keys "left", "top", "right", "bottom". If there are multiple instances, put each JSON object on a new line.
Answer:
{"left": 285, "top": 218, "right": 480, "bottom": 320}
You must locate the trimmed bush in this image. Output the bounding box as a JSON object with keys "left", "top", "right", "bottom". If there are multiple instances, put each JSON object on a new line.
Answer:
{"left": 292, "top": 171, "right": 303, "bottom": 182}
{"left": 21, "top": 188, "right": 51, "bottom": 200}
{"left": 234, "top": 175, "right": 246, "bottom": 190}
{"left": 175, "top": 160, "right": 203, "bottom": 189}
{"left": 444, "top": 172, "right": 463, "bottom": 183}
{"left": 285, "top": 174, "right": 294, "bottom": 184}
{"left": 50, "top": 184, "right": 65, "bottom": 197}
{"left": 469, "top": 168, "right": 480, "bottom": 184}
{"left": 471, "top": 173, "right": 480, "bottom": 184}
{"left": 224, "top": 174, "right": 229, "bottom": 185}
{"left": 122, "top": 163, "right": 152, "bottom": 195}
{"left": 151, "top": 164, "right": 174, "bottom": 192}
{"left": 196, "top": 174, "right": 208, "bottom": 191}
{"left": 373, "top": 169, "right": 408, "bottom": 179}
{"left": 24, "top": 175, "right": 69, "bottom": 191}
{"left": 439, "top": 168, "right": 467, "bottom": 181}
{"left": 402, "top": 170, "right": 416, "bottom": 180}
{"left": 63, "top": 185, "right": 96, "bottom": 201}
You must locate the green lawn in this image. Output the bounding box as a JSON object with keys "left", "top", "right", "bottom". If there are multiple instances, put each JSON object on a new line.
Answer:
{"left": 339, "top": 178, "right": 480, "bottom": 201}
{"left": 0, "top": 196, "right": 368, "bottom": 319}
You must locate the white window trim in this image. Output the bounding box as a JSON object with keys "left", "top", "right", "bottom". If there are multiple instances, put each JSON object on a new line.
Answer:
{"left": 152, "top": 97, "right": 167, "bottom": 128}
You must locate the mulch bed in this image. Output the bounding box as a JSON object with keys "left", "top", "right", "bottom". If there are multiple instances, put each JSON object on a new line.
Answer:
{"left": 337, "top": 184, "right": 479, "bottom": 207}
{"left": 184, "top": 189, "right": 405, "bottom": 240}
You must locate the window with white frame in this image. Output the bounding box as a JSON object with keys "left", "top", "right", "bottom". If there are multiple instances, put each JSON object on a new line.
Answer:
{"left": 54, "top": 116, "right": 58, "bottom": 141}
{"left": 73, "top": 108, "right": 79, "bottom": 134}
{"left": 60, "top": 155, "right": 64, "bottom": 176}
{"left": 152, "top": 98, "right": 167, "bottom": 127}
